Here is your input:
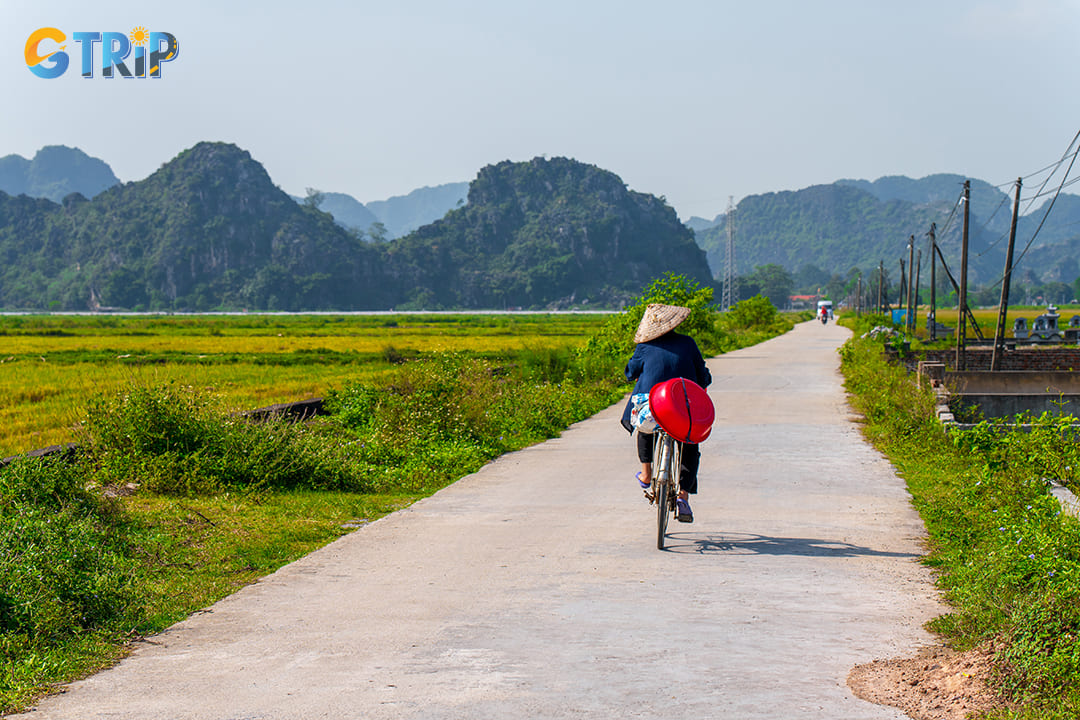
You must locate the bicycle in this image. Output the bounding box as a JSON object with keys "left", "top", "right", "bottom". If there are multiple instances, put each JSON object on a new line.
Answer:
{"left": 642, "top": 376, "right": 714, "bottom": 551}
{"left": 644, "top": 428, "right": 682, "bottom": 550}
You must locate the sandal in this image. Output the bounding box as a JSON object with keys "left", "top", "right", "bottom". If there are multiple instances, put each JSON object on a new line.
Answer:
{"left": 636, "top": 471, "right": 651, "bottom": 489}
{"left": 676, "top": 497, "right": 694, "bottom": 523}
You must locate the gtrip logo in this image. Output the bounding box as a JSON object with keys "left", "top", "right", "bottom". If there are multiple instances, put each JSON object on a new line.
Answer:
{"left": 26, "top": 27, "right": 179, "bottom": 79}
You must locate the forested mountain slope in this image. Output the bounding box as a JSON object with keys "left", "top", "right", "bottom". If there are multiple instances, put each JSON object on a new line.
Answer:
{"left": 0, "top": 145, "right": 709, "bottom": 311}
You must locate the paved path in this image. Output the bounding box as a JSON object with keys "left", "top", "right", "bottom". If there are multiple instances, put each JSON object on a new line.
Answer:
{"left": 14, "top": 321, "right": 943, "bottom": 719}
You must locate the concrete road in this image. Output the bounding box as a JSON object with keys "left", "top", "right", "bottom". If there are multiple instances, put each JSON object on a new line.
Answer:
{"left": 12, "top": 320, "right": 943, "bottom": 719}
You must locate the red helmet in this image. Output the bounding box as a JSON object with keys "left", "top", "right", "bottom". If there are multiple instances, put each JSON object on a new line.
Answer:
{"left": 649, "top": 377, "right": 714, "bottom": 443}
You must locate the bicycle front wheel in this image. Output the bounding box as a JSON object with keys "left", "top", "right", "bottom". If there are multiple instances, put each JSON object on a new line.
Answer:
{"left": 656, "top": 478, "right": 670, "bottom": 550}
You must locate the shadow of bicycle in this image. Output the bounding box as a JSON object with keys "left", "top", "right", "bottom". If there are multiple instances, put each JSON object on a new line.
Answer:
{"left": 660, "top": 531, "right": 920, "bottom": 558}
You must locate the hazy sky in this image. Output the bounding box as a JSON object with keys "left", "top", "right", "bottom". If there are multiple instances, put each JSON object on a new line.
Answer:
{"left": 3, "top": 0, "right": 1079, "bottom": 220}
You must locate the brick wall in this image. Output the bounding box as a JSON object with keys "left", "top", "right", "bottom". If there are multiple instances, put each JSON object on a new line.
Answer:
{"left": 897, "top": 347, "right": 1080, "bottom": 373}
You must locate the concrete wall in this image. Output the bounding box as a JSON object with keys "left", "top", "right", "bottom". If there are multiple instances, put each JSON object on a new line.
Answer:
{"left": 952, "top": 393, "right": 1080, "bottom": 418}
{"left": 946, "top": 371, "right": 1080, "bottom": 394}
{"left": 910, "top": 354, "right": 1080, "bottom": 420}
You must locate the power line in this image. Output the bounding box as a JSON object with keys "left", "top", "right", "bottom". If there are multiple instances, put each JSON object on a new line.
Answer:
{"left": 931, "top": 186, "right": 965, "bottom": 244}
{"left": 1003, "top": 135, "right": 1080, "bottom": 273}
{"left": 973, "top": 191, "right": 1014, "bottom": 258}
{"left": 1022, "top": 174, "right": 1080, "bottom": 201}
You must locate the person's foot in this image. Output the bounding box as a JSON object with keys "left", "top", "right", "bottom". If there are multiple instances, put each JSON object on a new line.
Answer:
{"left": 636, "top": 471, "right": 651, "bottom": 489}
{"left": 676, "top": 497, "right": 693, "bottom": 523}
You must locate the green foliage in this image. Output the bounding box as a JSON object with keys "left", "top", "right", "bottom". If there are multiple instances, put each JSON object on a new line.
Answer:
{"left": 0, "top": 457, "right": 136, "bottom": 707}
{"left": 839, "top": 335, "right": 936, "bottom": 443}
{"left": 715, "top": 295, "right": 804, "bottom": 353}
{"left": 82, "top": 384, "right": 363, "bottom": 495}
{"left": 324, "top": 351, "right": 624, "bottom": 493}
{"left": 719, "top": 294, "right": 776, "bottom": 329}
{"left": 840, "top": 335, "right": 1080, "bottom": 717}
{"left": 580, "top": 273, "right": 722, "bottom": 364}
{"left": 0, "top": 457, "right": 133, "bottom": 640}
{"left": 577, "top": 276, "right": 805, "bottom": 386}
{"left": 740, "top": 264, "right": 793, "bottom": 308}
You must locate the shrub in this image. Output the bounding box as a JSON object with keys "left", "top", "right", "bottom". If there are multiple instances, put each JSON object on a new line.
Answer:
{"left": 579, "top": 273, "right": 722, "bottom": 366}
{"left": 325, "top": 352, "right": 625, "bottom": 493}
{"left": 82, "top": 383, "right": 365, "bottom": 495}
{"left": 0, "top": 457, "right": 135, "bottom": 661}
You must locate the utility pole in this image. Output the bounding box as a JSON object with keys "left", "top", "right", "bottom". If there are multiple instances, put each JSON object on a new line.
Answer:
{"left": 928, "top": 223, "right": 937, "bottom": 341}
{"left": 991, "top": 178, "right": 1023, "bottom": 372}
{"left": 907, "top": 236, "right": 916, "bottom": 333}
{"left": 898, "top": 259, "right": 906, "bottom": 317}
{"left": 955, "top": 181, "right": 970, "bottom": 371}
{"left": 931, "top": 238, "right": 985, "bottom": 341}
{"left": 722, "top": 196, "right": 738, "bottom": 311}
{"left": 856, "top": 274, "right": 863, "bottom": 316}
{"left": 878, "top": 260, "right": 885, "bottom": 314}
{"left": 913, "top": 249, "right": 922, "bottom": 335}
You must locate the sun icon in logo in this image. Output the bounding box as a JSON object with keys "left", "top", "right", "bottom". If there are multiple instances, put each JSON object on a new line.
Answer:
{"left": 129, "top": 26, "right": 149, "bottom": 46}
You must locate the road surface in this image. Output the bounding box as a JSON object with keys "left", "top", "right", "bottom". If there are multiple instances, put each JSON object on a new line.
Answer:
{"left": 13, "top": 320, "right": 943, "bottom": 719}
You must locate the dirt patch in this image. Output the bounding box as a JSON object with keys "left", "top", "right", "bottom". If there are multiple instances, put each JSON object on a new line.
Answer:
{"left": 848, "top": 644, "right": 1012, "bottom": 719}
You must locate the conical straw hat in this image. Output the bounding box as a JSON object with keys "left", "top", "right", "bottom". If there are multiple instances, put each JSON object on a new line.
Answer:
{"left": 634, "top": 304, "right": 691, "bottom": 343}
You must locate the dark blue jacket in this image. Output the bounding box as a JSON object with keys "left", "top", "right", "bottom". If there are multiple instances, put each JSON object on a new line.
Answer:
{"left": 620, "top": 331, "right": 712, "bottom": 433}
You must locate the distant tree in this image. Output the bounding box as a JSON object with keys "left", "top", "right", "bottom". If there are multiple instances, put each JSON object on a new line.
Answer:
{"left": 367, "top": 221, "right": 388, "bottom": 242}
{"left": 101, "top": 266, "right": 147, "bottom": 308}
{"left": 743, "top": 264, "right": 793, "bottom": 309}
{"left": 825, "top": 269, "right": 860, "bottom": 306}
{"left": 303, "top": 187, "right": 325, "bottom": 210}
{"left": 793, "top": 263, "right": 830, "bottom": 293}
{"left": 972, "top": 285, "right": 1002, "bottom": 308}
{"left": 1041, "top": 281, "right": 1072, "bottom": 305}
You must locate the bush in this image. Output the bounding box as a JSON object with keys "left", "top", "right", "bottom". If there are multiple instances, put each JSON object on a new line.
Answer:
{"left": 718, "top": 294, "right": 776, "bottom": 329}
{"left": 0, "top": 457, "right": 135, "bottom": 663}
{"left": 579, "top": 273, "right": 723, "bottom": 366}
{"left": 82, "top": 383, "right": 365, "bottom": 495}
{"left": 325, "top": 351, "right": 625, "bottom": 493}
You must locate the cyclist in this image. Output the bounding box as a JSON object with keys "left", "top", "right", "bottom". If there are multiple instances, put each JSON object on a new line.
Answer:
{"left": 621, "top": 304, "right": 712, "bottom": 522}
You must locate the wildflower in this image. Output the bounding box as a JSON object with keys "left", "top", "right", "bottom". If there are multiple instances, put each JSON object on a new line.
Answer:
{"left": 998, "top": 527, "right": 1006, "bottom": 532}
{"left": 1029, "top": 554, "right": 1035, "bottom": 560}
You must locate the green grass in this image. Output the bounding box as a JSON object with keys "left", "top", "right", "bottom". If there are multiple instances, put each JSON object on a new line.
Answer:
{"left": 839, "top": 315, "right": 1080, "bottom": 718}
{"left": 1, "top": 455, "right": 415, "bottom": 712}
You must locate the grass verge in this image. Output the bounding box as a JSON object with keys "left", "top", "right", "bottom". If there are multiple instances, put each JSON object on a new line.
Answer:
{"left": 839, "top": 314, "right": 1080, "bottom": 719}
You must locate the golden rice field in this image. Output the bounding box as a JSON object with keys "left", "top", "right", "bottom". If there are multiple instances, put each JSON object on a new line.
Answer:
{"left": 893, "top": 305, "right": 1080, "bottom": 338}
{"left": 0, "top": 313, "right": 609, "bottom": 458}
